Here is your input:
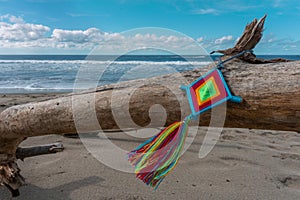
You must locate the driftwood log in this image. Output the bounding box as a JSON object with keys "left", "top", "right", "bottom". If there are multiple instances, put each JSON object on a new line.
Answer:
{"left": 0, "top": 15, "right": 299, "bottom": 197}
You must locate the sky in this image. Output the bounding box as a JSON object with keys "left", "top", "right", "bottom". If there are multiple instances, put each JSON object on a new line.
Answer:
{"left": 0, "top": 0, "right": 300, "bottom": 54}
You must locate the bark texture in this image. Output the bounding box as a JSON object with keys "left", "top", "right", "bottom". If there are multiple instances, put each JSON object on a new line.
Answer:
{"left": 0, "top": 60, "right": 299, "bottom": 143}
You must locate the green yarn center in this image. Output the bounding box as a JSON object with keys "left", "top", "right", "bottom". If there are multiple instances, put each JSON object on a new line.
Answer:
{"left": 199, "top": 80, "right": 217, "bottom": 102}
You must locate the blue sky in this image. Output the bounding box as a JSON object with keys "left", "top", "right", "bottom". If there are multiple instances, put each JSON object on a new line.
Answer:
{"left": 0, "top": 0, "right": 299, "bottom": 54}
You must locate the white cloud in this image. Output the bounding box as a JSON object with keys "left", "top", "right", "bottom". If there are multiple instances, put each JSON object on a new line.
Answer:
{"left": 0, "top": 15, "right": 206, "bottom": 54}
{"left": 0, "top": 14, "right": 24, "bottom": 24}
{"left": 273, "top": 0, "right": 282, "bottom": 7}
{"left": 214, "top": 35, "right": 233, "bottom": 44}
{"left": 1, "top": 14, "right": 297, "bottom": 54}
{"left": 194, "top": 8, "right": 219, "bottom": 15}
{"left": 8, "top": 15, "right": 25, "bottom": 24}
{"left": 190, "top": 1, "right": 261, "bottom": 15}
{"left": 197, "top": 37, "right": 204, "bottom": 43}
{"left": 52, "top": 28, "right": 105, "bottom": 43}
{"left": 0, "top": 15, "right": 50, "bottom": 41}
{"left": 0, "top": 14, "right": 25, "bottom": 24}
{"left": 260, "top": 33, "right": 277, "bottom": 44}
{"left": 0, "top": 14, "right": 255, "bottom": 54}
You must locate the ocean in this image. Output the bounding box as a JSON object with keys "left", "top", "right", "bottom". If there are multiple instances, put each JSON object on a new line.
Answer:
{"left": 0, "top": 54, "right": 298, "bottom": 94}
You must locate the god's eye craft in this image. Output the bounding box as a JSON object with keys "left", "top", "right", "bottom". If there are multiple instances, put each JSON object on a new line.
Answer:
{"left": 128, "top": 51, "right": 249, "bottom": 188}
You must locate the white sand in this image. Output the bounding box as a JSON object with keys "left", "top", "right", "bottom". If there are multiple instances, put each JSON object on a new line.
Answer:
{"left": 0, "top": 94, "right": 299, "bottom": 199}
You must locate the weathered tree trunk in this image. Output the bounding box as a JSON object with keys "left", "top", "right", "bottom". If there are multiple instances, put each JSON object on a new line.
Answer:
{"left": 1, "top": 60, "right": 299, "bottom": 139}
{"left": 1, "top": 15, "right": 299, "bottom": 196}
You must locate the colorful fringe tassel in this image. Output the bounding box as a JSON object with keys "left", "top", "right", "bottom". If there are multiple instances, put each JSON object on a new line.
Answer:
{"left": 128, "top": 51, "right": 247, "bottom": 188}
{"left": 128, "top": 116, "right": 191, "bottom": 188}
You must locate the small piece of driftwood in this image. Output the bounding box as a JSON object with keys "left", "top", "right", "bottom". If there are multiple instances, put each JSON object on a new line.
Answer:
{"left": 16, "top": 143, "right": 64, "bottom": 161}
{"left": 1, "top": 143, "right": 63, "bottom": 197}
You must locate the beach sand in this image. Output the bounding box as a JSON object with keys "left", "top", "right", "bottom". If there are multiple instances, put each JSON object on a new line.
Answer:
{"left": 0, "top": 94, "right": 299, "bottom": 200}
